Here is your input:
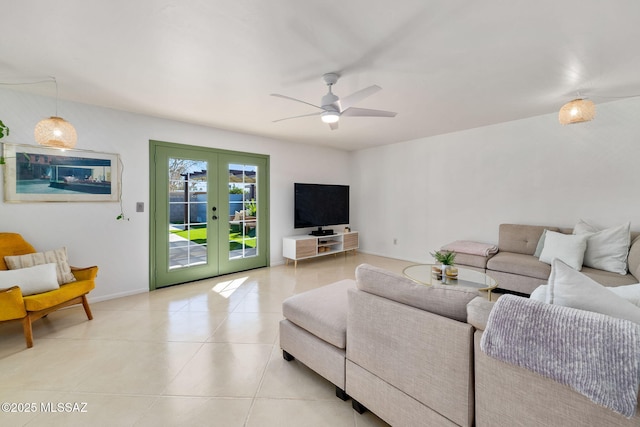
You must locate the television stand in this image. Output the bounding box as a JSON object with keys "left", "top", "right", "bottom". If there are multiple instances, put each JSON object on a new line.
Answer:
{"left": 310, "top": 227, "right": 334, "bottom": 236}
{"left": 283, "top": 231, "right": 359, "bottom": 267}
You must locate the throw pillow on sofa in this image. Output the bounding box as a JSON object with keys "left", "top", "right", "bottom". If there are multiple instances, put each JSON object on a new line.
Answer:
{"left": 532, "top": 259, "right": 640, "bottom": 325}
{"left": 533, "top": 229, "right": 549, "bottom": 258}
{"left": 608, "top": 283, "right": 640, "bottom": 307}
{"left": 0, "top": 263, "right": 59, "bottom": 296}
{"left": 531, "top": 282, "right": 640, "bottom": 307}
{"left": 573, "top": 219, "right": 630, "bottom": 275}
{"left": 4, "top": 247, "right": 76, "bottom": 285}
{"left": 538, "top": 231, "right": 588, "bottom": 271}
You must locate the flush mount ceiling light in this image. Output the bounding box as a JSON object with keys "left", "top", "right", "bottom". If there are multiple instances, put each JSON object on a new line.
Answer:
{"left": 34, "top": 77, "right": 77, "bottom": 149}
{"left": 558, "top": 98, "right": 595, "bottom": 125}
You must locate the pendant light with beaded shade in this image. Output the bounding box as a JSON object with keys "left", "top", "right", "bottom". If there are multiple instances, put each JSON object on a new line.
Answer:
{"left": 34, "top": 77, "right": 77, "bottom": 149}
{"left": 558, "top": 98, "right": 595, "bottom": 125}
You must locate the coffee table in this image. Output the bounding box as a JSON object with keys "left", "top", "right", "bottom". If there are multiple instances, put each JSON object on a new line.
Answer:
{"left": 403, "top": 264, "right": 498, "bottom": 301}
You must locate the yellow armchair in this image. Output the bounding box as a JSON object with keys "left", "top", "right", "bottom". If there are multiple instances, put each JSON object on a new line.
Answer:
{"left": 0, "top": 233, "right": 97, "bottom": 348}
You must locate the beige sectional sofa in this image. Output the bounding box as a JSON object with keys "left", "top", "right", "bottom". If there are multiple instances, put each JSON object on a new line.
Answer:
{"left": 346, "top": 264, "right": 478, "bottom": 426}
{"left": 281, "top": 264, "right": 480, "bottom": 426}
{"left": 456, "top": 223, "right": 640, "bottom": 295}
{"left": 281, "top": 259, "right": 640, "bottom": 426}
{"left": 468, "top": 296, "right": 640, "bottom": 427}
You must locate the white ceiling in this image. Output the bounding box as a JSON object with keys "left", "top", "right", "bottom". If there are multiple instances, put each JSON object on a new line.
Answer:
{"left": 3, "top": 1, "right": 640, "bottom": 151}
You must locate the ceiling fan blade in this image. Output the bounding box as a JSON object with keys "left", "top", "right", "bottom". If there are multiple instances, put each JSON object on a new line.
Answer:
{"left": 272, "top": 111, "right": 322, "bottom": 123}
{"left": 271, "top": 93, "right": 324, "bottom": 110}
{"left": 336, "top": 85, "right": 382, "bottom": 112}
{"left": 341, "top": 107, "right": 397, "bottom": 118}
{"left": 329, "top": 121, "right": 339, "bottom": 131}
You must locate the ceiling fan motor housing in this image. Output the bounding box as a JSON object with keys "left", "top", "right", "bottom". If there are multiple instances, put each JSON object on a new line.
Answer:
{"left": 321, "top": 93, "right": 339, "bottom": 109}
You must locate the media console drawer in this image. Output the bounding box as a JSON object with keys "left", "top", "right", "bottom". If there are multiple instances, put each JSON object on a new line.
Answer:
{"left": 296, "top": 239, "right": 317, "bottom": 258}
{"left": 343, "top": 233, "right": 358, "bottom": 250}
{"left": 283, "top": 231, "right": 359, "bottom": 267}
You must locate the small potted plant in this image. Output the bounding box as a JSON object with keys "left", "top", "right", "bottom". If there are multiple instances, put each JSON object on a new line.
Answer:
{"left": 430, "top": 250, "right": 457, "bottom": 278}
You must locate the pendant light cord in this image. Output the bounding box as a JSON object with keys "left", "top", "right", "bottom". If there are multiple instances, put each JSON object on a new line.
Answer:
{"left": 0, "top": 76, "right": 60, "bottom": 116}
{"left": 0, "top": 77, "right": 57, "bottom": 89}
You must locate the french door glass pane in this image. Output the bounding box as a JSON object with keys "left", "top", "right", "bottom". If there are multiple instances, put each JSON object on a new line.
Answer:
{"left": 168, "top": 158, "right": 208, "bottom": 270}
{"left": 229, "top": 163, "right": 258, "bottom": 260}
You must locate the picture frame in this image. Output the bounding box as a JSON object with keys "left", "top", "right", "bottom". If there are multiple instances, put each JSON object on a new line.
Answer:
{"left": 3, "top": 143, "right": 120, "bottom": 202}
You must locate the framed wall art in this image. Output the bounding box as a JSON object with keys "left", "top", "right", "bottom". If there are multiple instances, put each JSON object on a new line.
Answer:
{"left": 3, "top": 143, "right": 120, "bottom": 202}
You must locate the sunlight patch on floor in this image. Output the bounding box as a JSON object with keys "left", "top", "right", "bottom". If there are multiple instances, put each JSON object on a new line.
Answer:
{"left": 212, "top": 276, "right": 248, "bottom": 298}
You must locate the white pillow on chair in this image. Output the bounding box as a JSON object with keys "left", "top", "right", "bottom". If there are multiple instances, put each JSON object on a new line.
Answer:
{"left": 4, "top": 247, "right": 76, "bottom": 284}
{"left": 0, "top": 263, "right": 59, "bottom": 296}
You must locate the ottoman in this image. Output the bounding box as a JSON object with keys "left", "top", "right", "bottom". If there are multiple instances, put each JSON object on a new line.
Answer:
{"left": 279, "top": 279, "right": 355, "bottom": 400}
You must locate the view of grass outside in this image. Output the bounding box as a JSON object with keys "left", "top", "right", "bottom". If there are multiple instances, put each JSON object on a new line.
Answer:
{"left": 170, "top": 224, "right": 207, "bottom": 244}
{"left": 171, "top": 224, "right": 256, "bottom": 249}
{"left": 229, "top": 232, "right": 257, "bottom": 250}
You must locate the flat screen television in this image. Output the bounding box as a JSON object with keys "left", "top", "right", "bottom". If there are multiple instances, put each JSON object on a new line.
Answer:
{"left": 294, "top": 183, "right": 349, "bottom": 235}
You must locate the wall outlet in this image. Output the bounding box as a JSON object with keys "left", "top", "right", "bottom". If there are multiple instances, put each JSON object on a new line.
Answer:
{"left": 136, "top": 202, "right": 144, "bottom": 212}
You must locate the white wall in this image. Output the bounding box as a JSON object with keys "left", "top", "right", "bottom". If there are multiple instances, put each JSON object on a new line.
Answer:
{"left": 4, "top": 88, "right": 639, "bottom": 300}
{"left": 352, "top": 97, "right": 640, "bottom": 263}
{"left": 0, "top": 88, "right": 351, "bottom": 301}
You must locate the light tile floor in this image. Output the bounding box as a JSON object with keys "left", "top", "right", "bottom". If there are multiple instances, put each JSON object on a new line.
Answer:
{"left": 0, "top": 253, "right": 414, "bottom": 427}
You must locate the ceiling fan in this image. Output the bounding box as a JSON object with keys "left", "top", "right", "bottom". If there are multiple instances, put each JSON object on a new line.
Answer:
{"left": 271, "top": 73, "right": 397, "bottom": 130}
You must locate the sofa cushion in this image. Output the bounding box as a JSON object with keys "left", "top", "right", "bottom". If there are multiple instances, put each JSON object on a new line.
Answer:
{"left": 498, "top": 224, "right": 560, "bottom": 255}
{"left": 539, "top": 231, "right": 588, "bottom": 271}
{"left": 5, "top": 247, "right": 76, "bottom": 285}
{"left": 282, "top": 279, "right": 354, "bottom": 349}
{"left": 573, "top": 220, "right": 630, "bottom": 275}
{"left": 452, "top": 252, "right": 492, "bottom": 269}
{"left": 0, "top": 263, "right": 60, "bottom": 296}
{"left": 547, "top": 259, "right": 640, "bottom": 324}
{"left": 23, "top": 278, "right": 95, "bottom": 311}
{"left": 466, "top": 296, "right": 494, "bottom": 331}
{"left": 487, "top": 252, "right": 551, "bottom": 279}
{"left": 355, "top": 263, "right": 478, "bottom": 322}
{"left": 580, "top": 266, "right": 638, "bottom": 287}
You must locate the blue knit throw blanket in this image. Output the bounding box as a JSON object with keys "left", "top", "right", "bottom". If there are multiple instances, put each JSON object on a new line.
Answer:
{"left": 481, "top": 294, "right": 640, "bottom": 418}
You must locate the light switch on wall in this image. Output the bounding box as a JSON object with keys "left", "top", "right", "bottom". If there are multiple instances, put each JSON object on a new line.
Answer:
{"left": 136, "top": 202, "right": 144, "bottom": 212}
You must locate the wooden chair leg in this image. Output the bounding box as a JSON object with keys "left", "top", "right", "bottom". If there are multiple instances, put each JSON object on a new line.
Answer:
{"left": 81, "top": 295, "right": 93, "bottom": 320}
{"left": 22, "top": 316, "right": 34, "bottom": 348}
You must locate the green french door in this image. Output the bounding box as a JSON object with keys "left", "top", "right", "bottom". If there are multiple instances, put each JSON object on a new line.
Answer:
{"left": 150, "top": 141, "right": 269, "bottom": 289}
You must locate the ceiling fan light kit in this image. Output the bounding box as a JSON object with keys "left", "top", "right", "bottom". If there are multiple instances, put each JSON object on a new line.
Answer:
{"left": 558, "top": 98, "right": 595, "bottom": 125}
{"left": 321, "top": 110, "right": 340, "bottom": 123}
{"left": 271, "top": 72, "right": 397, "bottom": 130}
